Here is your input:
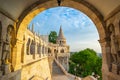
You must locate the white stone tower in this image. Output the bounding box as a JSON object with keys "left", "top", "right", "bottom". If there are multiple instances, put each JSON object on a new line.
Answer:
{"left": 56, "top": 26, "right": 70, "bottom": 71}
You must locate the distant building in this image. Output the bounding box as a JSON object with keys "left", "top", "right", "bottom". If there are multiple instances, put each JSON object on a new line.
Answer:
{"left": 25, "top": 25, "right": 70, "bottom": 71}
{"left": 48, "top": 26, "right": 70, "bottom": 71}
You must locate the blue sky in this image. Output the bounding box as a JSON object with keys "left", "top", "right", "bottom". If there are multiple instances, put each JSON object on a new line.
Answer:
{"left": 29, "top": 7, "right": 101, "bottom": 53}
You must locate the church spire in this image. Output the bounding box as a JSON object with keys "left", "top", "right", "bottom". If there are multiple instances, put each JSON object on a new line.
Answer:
{"left": 58, "top": 26, "right": 65, "bottom": 39}
{"left": 57, "top": 26, "right": 66, "bottom": 46}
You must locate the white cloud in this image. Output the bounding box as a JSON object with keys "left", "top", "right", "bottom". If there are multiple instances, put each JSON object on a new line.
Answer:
{"left": 29, "top": 7, "right": 101, "bottom": 53}
{"left": 36, "top": 22, "right": 41, "bottom": 27}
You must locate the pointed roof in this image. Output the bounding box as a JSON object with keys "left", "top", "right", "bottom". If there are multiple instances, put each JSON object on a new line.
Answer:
{"left": 31, "top": 23, "right": 34, "bottom": 32}
{"left": 58, "top": 26, "right": 65, "bottom": 39}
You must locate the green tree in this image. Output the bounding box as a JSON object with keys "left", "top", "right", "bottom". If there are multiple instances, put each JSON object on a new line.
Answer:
{"left": 49, "top": 31, "right": 57, "bottom": 44}
{"left": 69, "top": 48, "right": 102, "bottom": 80}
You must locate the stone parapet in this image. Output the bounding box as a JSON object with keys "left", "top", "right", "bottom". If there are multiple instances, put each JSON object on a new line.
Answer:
{"left": 57, "top": 53, "right": 70, "bottom": 57}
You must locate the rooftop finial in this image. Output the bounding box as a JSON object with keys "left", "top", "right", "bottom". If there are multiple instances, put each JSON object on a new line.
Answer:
{"left": 32, "top": 23, "right": 34, "bottom": 32}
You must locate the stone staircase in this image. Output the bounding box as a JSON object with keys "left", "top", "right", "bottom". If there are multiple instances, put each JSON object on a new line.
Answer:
{"left": 52, "top": 60, "right": 75, "bottom": 80}
{"left": 52, "top": 61, "right": 64, "bottom": 75}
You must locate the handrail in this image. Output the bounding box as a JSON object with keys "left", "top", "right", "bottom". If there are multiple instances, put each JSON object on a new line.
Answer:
{"left": 54, "top": 58, "right": 82, "bottom": 80}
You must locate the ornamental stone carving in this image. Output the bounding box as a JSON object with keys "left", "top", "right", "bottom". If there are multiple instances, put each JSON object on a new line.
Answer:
{"left": 1, "top": 25, "right": 14, "bottom": 75}
{"left": 109, "top": 24, "right": 120, "bottom": 74}
{"left": 109, "top": 25, "right": 118, "bottom": 64}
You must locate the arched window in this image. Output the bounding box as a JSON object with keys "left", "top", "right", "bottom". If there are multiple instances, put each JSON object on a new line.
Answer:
{"left": 38, "top": 43, "right": 41, "bottom": 54}
{"left": 30, "top": 40, "right": 35, "bottom": 54}
{"left": 61, "top": 49, "right": 64, "bottom": 53}
{"left": 54, "top": 49, "right": 57, "bottom": 53}
{"left": 48, "top": 48, "right": 51, "bottom": 53}
{"left": 26, "top": 38, "right": 31, "bottom": 55}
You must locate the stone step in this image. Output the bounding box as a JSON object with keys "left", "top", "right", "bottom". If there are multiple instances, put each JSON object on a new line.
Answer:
{"left": 52, "top": 61, "right": 64, "bottom": 75}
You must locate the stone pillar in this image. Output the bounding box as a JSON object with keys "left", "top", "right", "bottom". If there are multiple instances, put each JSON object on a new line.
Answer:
{"left": 0, "top": 39, "right": 3, "bottom": 66}
{"left": 0, "top": 39, "right": 3, "bottom": 76}
{"left": 45, "top": 47, "right": 48, "bottom": 56}
{"left": 37, "top": 44, "right": 39, "bottom": 54}
{"left": 43, "top": 46, "right": 45, "bottom": 56}
{"left": 11, "top": 39, "right": 22, "bottom": 71}
{"left": 99, "top": 38, "right": 111, "bottom": 80}
{"left": 33, "top": 41, "right": 37, "bottom": 59}
{"left": 41, "top": 45, "right": 43, "bottom": 56}
{"left": 39, "top": 45, "right": 41, "bottom": 57}
{"left": 21, "top": 37, "right": 26, "bottom": 63}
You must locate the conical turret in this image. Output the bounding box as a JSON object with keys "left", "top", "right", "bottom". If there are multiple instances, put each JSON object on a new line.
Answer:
{"left": 58, "top": 26, "right": 65, "bottom": 39}
{"left": 31, "top": 23, "right": 34, "bottom": 32}
{"left": 57, "top": 26, "right": 66, "bottom": 46}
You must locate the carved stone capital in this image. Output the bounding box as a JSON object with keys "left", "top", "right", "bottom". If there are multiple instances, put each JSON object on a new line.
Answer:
{"left": 98, "top": 37, "right": 111, "bottom": 47}
{"left": 99, "top": 37, "right": 110, "bottom": 43}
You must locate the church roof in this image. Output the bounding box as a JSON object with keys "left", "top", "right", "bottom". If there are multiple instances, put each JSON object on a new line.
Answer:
{"left": 57, "top": 26, "right": 66, "bottom": 40}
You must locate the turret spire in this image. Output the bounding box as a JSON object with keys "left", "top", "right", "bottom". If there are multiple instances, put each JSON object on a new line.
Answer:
{"left": 57, "top": 26, "right": 66, "bottom": 46}
{"left": 58, "top": 26, "right": 65, "bottom": 39}
{"left": 32, "top": 23, "right": 34, "bottom": 32}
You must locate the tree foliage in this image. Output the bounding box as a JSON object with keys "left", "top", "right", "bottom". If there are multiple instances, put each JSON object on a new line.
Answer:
{"left": 69, "top": 48, "right": 102, "bottom": 80}
{"left": 49, "top": 31, "right": 57, "bottom": 44}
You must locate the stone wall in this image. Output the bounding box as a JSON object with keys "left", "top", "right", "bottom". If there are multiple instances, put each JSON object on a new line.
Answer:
{"left": 0, "top": 57, "right": 52, "bottom": 80}
{"left": 105, "top": 11, "right": 120, "bottom": 80}
{"left": 0, "top": 13, "right": 52, "bottom": 80}
{"left": 21, "top": 57, "right": 51, "bottom": 80}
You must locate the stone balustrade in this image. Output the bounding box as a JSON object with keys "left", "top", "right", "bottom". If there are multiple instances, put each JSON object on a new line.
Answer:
{"left": 54, "top": 59, "right": 82, "bottom": 80}
{"left": 57, "top": 53, "right": 70, "bottom": 57}
{"left": 21, "top": 29, "right": 50, "bottom": 65}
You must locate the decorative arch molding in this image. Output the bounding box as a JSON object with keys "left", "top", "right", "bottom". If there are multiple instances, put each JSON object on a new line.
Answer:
{"left": 13, "top": 0, "right": 109, "bottom": 78}
{"left": 16, "top": 0, "right": 106, "bottom": 42}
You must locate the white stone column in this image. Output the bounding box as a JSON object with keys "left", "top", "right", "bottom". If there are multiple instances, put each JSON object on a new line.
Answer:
{"left": 99, "top": 38, "right": 111, "bottom": 80}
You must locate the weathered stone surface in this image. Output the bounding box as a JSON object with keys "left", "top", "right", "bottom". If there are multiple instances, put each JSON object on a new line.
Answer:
{"left": 21, "top": 58, "right": 51, "bottom": 80}
{"left": 4, "top": 64, "right": 11, "bottom": 75}
{"left": 0, "top": 0, "right": 120, "bottom": 80}
{"left": 0, "top": 71, "right": 3, "bottom": 76}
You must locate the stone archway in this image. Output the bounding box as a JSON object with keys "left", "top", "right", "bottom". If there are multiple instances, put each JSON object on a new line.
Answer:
{"left": 14, "top": 0, "right": 109, "bottom": 79}
{"left": 16, "top": 0, "right": 106, "bottom": 40}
